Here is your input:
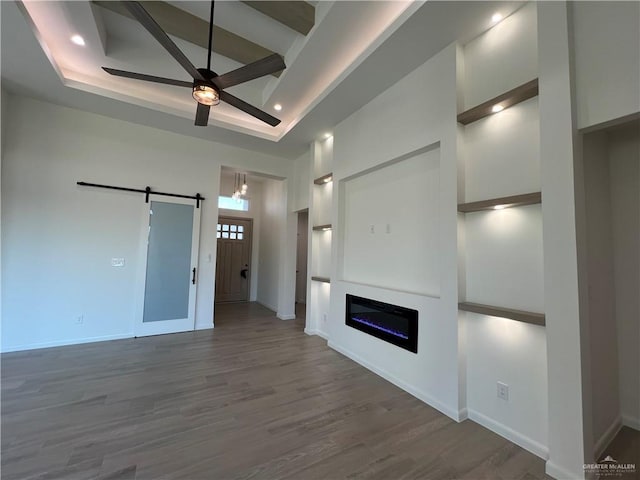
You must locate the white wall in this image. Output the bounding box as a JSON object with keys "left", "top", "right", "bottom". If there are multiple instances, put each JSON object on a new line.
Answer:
{"left": 257, "top": 178, "right": 285, "bottom": 312}
{"left": 290, "top": 150, "right": 310, "bottom": 213}
{"left": 314, "top": 136, "right": 333, "bottom": 179}
{"left": 342, "top": 148, "right": 440, "bottom": 297}
{"left": 463, "top": 2, "right": 538, "bottom": 110}
{"left": 463, "top": 98, "right": 540, "bottom": 202}
{"left": 608, "top": 124, "right": 640, "bottom": 431}
{"left": 1, "top": 94, "right": 290, "bottom": 351}
{"left": 329, "top": 43, "right": 462, "bottom": 420}
{"left": 278, "top": 183, "right": 297, "bottom": 321}
{"left": 572, "top": 2, "right": 640, "bottom": 130}
{"left": 538, "top": 3, "right": 588, "bottom": 477}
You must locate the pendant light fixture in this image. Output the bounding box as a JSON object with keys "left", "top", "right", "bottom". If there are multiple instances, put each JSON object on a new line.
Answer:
{"left": 231, "top": 173, "right": 248, "bottom": 202}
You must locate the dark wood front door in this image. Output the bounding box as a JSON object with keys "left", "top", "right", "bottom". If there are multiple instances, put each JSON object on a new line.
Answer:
{"left": 215, "top": 217, "right": 252, "bottom": 303}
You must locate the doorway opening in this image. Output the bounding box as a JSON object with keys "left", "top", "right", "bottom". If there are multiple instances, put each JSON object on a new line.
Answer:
{"left": 296, "top": 209, "right": 309, "bottom": 324}
{"left": 578, "top": 119, "right": 639, "bottom": 465}
{"left": 215, "top": 216, "right": 253, "bottom": 303}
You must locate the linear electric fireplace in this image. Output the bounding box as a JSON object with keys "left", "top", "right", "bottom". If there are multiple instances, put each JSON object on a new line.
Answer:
{"left": 345, "top": 294, "right": 418, "bottom": 353}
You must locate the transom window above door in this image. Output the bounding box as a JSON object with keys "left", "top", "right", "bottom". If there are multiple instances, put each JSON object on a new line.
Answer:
{"left": 217, "top": 223, "right": 245, "bottom": 240}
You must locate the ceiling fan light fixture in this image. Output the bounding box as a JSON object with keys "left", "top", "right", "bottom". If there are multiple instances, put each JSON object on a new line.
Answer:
{"left": 192, "top": 84, "right": 220, "bottom": 106}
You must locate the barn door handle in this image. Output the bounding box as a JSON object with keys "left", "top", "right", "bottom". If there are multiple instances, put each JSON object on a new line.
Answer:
{"left": 192, "top": 267, "right": 197, "bottom": 284}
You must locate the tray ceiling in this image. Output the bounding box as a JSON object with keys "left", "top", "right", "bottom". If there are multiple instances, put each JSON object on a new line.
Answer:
{"left": 2, "top": 1, "right": 525, "bottom": 157}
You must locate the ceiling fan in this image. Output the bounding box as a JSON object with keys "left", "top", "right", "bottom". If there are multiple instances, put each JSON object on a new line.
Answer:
{"left": 102, "top": 1, "right": 285, "bottom": 127}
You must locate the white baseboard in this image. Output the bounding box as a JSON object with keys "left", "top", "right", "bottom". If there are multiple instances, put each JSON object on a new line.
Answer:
{"left": 467, "top": 409, "right": 549, "bottom": 460}
{"left": 1, "top": 333, "right": 133, "bottom": 353}
{"left": 328, "top": 340, "right": 461, "bottom": 421}
{"left": 546, "top": 460, "right": 582, "bottom": 480}
{"left": 277, "top": 313, "right": 296, "bottom": 320}
{"left": 304, "top": 328, "right": 329, "bottom": 340}
{"left": 622, "top": 414, "right": 640, "bottom": 431}
{"left": 195, "top": 323, "right": 213, "bottom": 331}
{"left": 594, "top": 416, "right": 622, "bottom": 460}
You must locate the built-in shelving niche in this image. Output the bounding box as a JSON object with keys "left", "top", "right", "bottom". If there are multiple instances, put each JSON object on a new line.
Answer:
{"left": 457, "top": 78, "right": 543, "bottom": 327}
{"left": 457, "top": 193, "right": 545, "bottom": 326}
{"left": 458, "top": 302, "right": 545, "bottom": 327}
{"left": 457, "top": 79, "right": 539, "bottom": 125}
{"left": 311, "top": 276, "right": 331, "bottom": 284}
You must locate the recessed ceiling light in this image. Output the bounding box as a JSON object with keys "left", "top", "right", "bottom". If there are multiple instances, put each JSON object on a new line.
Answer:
{"left": 71, "top": 34, "right": 85, "bottom": 46}
{"left": 491, "top": 13, "right": 503, "bottom": 24}
{"left": 323, "top": 133, "right": 332, "bottom": 139}
{"left": 274, "top": 103, "right": 282, "bottom": 111}
{"left": 491, "top": 104, "right": 504, "bottom": 113}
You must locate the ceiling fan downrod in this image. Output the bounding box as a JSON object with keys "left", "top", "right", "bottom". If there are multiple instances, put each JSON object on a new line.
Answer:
{"left": 207, "top": 1, "right": 215, "bottom": 71}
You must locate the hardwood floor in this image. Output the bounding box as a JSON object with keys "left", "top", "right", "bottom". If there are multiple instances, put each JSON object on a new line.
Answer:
{"left": 2, "top": 302, "right": 549, "bottom": 480}
{"left": 598, "top": 427, "right": 640, "bottom": 480}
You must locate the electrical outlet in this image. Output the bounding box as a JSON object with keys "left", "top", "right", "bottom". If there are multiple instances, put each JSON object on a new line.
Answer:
{"left": 497, "top": 381, "right": 509, "bottom": 401}
{"left": 75, "top": 315, "right": 84, "bottom": 325}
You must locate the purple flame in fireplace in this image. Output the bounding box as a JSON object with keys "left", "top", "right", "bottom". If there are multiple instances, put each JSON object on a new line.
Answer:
{"left": 351, "top": 315, "right": 409, "bottom": 339}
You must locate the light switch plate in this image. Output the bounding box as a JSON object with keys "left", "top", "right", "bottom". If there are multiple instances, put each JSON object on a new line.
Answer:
{"left": 111, "top": 258, "right": 125, "bottom": 267}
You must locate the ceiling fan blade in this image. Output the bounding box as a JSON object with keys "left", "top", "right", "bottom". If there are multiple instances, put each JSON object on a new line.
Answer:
{"left": 102, "top": 67, "right": 192, "bottom": 88}
{"left": 220, "top": 91, "right": 281, "bottom": 127}
{"left": 214, "top": 54, "right": 286, "bottom": 90}
{"left": 195, "top": 103, "right": 210, "bottom": 126}
{"left": 123, "top": 1, "right": 205, "bottom": 81}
